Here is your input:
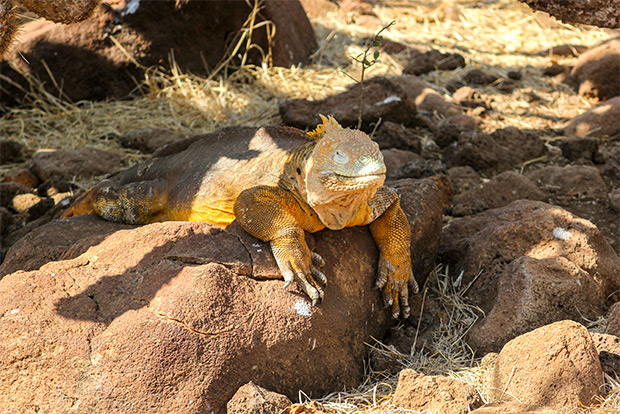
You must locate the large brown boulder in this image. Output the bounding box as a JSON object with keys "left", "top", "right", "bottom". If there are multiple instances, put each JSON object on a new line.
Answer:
{"left": 565, "top": 37, "right": 620, "bottom": 101}
{"left": 392, "top": 369, "right": 483, "bottom": 414}
{"left": 1, "top": 0, "right": 317, "bottom": 105}
{"left": 279, "top": 76, "right": 417, "bottom": 132}
{"left": 440, "top": 200, "right": 620, "bottom": 353}
{"left": 490, "top": 321, "right": 604, "bottom": 409}
{"left": 0, "top": 178, "right": 442, "bottom": 413}
{"left": 520, "top": 0, "right": 620, "bottom": 28}
{"left": 564, "top": 96, "right": 620, "bottom": 137}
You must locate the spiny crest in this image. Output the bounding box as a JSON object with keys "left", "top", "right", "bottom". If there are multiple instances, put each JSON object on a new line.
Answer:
{"left": 307, "top": 114, "right": 342, "bottom": 140}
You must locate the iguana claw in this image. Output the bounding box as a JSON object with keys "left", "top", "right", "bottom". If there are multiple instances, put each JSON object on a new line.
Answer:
{"left": 375, "top": 255, "right": 418, "bottom": 319}
{"left": 271, "top": 240, "right": 326, "bottom": 305}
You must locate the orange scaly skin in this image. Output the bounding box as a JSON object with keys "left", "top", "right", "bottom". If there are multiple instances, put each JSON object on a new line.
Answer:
{"left": 62, "top": 116, "right": 418, "bottom": 318}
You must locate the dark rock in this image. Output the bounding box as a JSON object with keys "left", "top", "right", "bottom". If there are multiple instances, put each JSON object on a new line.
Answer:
{"left": 2, "top": 168, "right": 40, "bottom": 189}
{"left": 520, "top": 0, "right": 620, "bottom": 28}
{"left": 462, "top": 69, "right": 498, "bottom": 86}
{"left": 539, "top": 44, "right": 588, "bottom": 57}
{"left": 526, "top": 165, "right": 608, "bottom": 200}
{"left": 452, "top": 171, "right": 548, "bottom": 216}
{"left": 564, "top": 96, "right": 620, "bottom": 137}
{"left": 388, "top": 159, "right": 446, "bottom": 180}
{"left": 30, "top": 147, "right": 125, "bottom": 181}
{"left": 559, "top": 136, "right": 601, "bottom": 162}
{"left": 434, "top": 114, "right": 478, "bottom": 148}
{"left": 566, "top": 37, "right": 620, "bottom": 101}
{"left": 402, "top": 50, "right": 465, "bottom": 75}
{"left": 440, "top": 200, "right": 620, "bottom": 352}
{"left": 1, "top": 1, "right": 317, "bottom": 105}
{"left": 373, "top": 121, "right": 421, "bottom": 152}
{"left": 542, "top": 64, "right": 572, "bottom": 77}
{"left": 495, "top": 78, "right": 515, "bottom": 94}
{"left": 393, "top": 369, "right": 483, "bottom": 414}
{"left": 591, "top": 333, "right": 620, "bottom": 377}
{"left": 490, "top": 127, "right": 547, "bottom": 163}
{"left": 446, "top": 166, "right": 482, "bottom": 193}
{"left": 227, "top": 382, "right": 292, "bottom": 414}
{"left": 442, "top": 131, "right": 512, "bottom": 174}
{"left": 37, "top": 176, "right": 74, "bottom": 197}
{"left": 0, "top": 182, "right": 31, "bottom": 208}
{"left": 490, "top": 321, "right": 603, "bottom": 409}
{"left": 608, "top": 302, "right": 620, "bottom": 336}
{"left": 381, "top": 149, "right": 422, "bottom": 174}
{"left": 0, "top": 207, "right": 13, "bottom": 235}
{"left": 0, "top": 140, "right": 24, "bottom": 163}
{"left": 446, "top": 79, "right": 466, "bottom": 93}
{"left": 279, "top": 76, "right": 417, "bottom": 132}
{"left": 119, "top": 128, "right": 183, "bottom": 154}
{"left": 507, "top": 70, "right": 522, "bottom": 80}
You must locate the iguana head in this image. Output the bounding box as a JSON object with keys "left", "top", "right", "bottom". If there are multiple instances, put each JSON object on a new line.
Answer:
{"left": 300, "top": 115, "right": 386, "bottom": 229}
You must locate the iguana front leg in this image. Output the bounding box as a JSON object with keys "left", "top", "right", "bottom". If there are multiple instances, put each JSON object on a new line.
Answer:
{"left": 234, "top": 186, "right": 327, "bottom": 304}
{"left": 350, "top": 187, "right": 418, "bottom": 319}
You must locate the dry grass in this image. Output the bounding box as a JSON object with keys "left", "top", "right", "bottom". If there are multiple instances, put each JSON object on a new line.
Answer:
{"left": 0, "top": 0, "right": 617, "bottom": 412}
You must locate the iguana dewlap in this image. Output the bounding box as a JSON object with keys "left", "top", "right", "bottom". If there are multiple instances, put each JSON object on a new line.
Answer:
{"left": 62, "top": 116, "right": 418, "bottom": 318}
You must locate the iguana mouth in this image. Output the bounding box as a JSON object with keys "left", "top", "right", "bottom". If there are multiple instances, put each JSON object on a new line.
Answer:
{"left": 320, "top": 172, "right": 385, "bottom": 191}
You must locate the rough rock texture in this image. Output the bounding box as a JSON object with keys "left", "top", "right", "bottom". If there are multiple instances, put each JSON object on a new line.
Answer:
{"left": 442, "top": 127, "right": 546, "bottom": 175}
{"left": 526, "top": 165, "right": 608, "bottom": 200}
{"left": 564, "top": 96, "right": 620, "bottom": 137}
{"left": 452, "top": 171, "right": 548, "bottom": 216}
{"left": 373, "top": 121, "right": 421, "bottom": 152}
{"left": 520, "top": 0, "right": 620, "bottom": 28}
{"left": 381, "top": 149, "right": 422, "bottom": 174}
{"left": 388, "top": 159, "right": 446, "bottom": 180}
{"left": 402, "top": 50, "right": 465, "bottom": 75}
{"left": 0, "top": 182, "right": 31, "bottom": 208}
{"left": 434, "top": 114, "right": 478, "bottom": 148}
{"left": 559, "top": 136, "right": 601, "bottom": 162}
{"left": 566, "top": 37, "right": 620, "bottom": 101}
{"left": 608, "top": 302, "right": 620, "bottom": 337}
{"left": 279, "top": 76, "right": 417, "bottom": 132}
{"left": 490, "top": 321, "right": 604, "bottom": 409}
{"left": 2, "top": 168, "right": 40, "bottom": 189}
{"left": 392, "top": 369, "right": 483, "bottom": 414}
{"left": 462, "top": 69, "right": 498, "bottom": 86}
{"left": 590, "top": 333, "right": 620, "bottom": 377}
{"left": 30, "top": 147, "right": 125, "bottom": 181}
{"left": 447, "top": 166, "right": 482, "bottom": 193}
{"left": 1, "top": 1, "right": 317, "bottom": 105}
{"left": 227, "top": 382, "right": 292, "bottom": 414}
{"left": 440, "top": 200, "right": 620, "bottom": 352}
{"left": 0, "top": 178, "right": 441, "bottom": 413}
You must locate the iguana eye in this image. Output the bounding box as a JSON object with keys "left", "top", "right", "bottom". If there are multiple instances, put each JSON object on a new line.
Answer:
{"left": 333, "top": 149, "right": 350, "bottom": 165}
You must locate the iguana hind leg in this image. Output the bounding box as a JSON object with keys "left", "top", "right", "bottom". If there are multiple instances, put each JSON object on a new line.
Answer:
{"left": 61, "top": 179, "right": 168, "bottom": 225}
{"left": 234, "top": 186, "right": 327, "bottom": 305}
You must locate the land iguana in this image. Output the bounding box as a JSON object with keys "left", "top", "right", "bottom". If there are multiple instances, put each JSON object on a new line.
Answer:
{"left": 61, "top": 116, "right": 418, "bottom": 318}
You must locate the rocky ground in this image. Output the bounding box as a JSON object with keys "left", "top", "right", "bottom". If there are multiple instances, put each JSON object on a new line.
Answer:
{"left": 0, "top": 0, "right": 619, "bottom": 413}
